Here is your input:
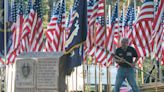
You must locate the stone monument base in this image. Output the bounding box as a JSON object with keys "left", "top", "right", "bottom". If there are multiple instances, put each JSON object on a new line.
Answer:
{"left": 6, "top": 52, "right": 68, "bottom": 92}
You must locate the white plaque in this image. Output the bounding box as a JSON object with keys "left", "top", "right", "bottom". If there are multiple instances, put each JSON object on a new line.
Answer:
{"left": 16, "top": 59, "right": 35, "bottom": 88}
{"left": 36, "top": 90, "right": 58, "bottom": 92}
{"left": 15, "top": 88, "right": 35, "bottom": 92}
{"left": 37, "top": 58, "right": 59, "bottom": 89}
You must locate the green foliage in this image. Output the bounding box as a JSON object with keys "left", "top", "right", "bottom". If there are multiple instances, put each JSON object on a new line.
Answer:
{"left": 137, "top": 57, "right": 164, "bottom": 86}
{"left": 65, "top": 0, "right": 74, "bottom": 16}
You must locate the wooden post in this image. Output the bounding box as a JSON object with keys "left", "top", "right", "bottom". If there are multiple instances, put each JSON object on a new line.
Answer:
{"left": 95, "top": 64, "right": 97, "bottom": 92}
{"left": 107, "top": 66, "right": 111, "bottom": 92}
{"left": 107, "top": 66, "right": 109, "bottom": 92}
{"left": 83, "top": 62, "right": 85, "bottom": 92}
{"left": 141, "top": 66, "right": 144, "bottom": 84}
{"left": 98, "top": 64, "right": 102, "bottom": 92}
{"left": 104, "top": 0, "right": 112, "bottom": 91}
{"left": 88, "top": 64, "right": 90, "bottom": 92}
{"left": 76, "top": 67, "right": 78, "bottom": 92}
{"left": 155, "top": 61, "right": 158, "bottom": 92}
{"left": 159, "top": 62, "right": 162, "bottom": 82}
{"left": 72, "top": 71, "right": 74, "bottom": 91}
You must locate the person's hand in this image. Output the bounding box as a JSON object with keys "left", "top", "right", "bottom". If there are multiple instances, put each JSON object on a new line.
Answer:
{"left": 111, "top": 53, "right": 115, "bottom": 57}
{"left": 120, "top": 59, "right": 125, "bottom": 63}
{"left": 131, "top": 63, "right": 136, "bottom": 67}
{"left": 116, "top": 59, "right": 124, "bottom": 64}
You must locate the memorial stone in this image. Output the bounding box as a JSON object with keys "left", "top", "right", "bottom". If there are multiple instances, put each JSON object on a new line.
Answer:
{"left": 9, "top": 52, "right": 64, "bottom": 92}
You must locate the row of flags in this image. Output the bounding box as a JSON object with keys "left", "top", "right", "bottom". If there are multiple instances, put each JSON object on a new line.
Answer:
{"left": 0, "top": 0, "right": 163, "bottom": 69}
{"left": 6, "top": 0, "right": 44, "bottom": 64}
{"left": 46, "top": 0, "right": 66, "bottom": 52}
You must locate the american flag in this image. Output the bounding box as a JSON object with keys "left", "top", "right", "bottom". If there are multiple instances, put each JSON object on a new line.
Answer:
{"left": 85, "top": 0, "right": 98, "bottom": 57}
{"left": 151, "top": 0, "right": 164, "bottom": 60}
{"left": 111, "top": 2, "right": 119, "bottom": 45}
{"left": 96, "top": 0, "right": 105, "bottom": 42}
{"left": 106, "top": 2, "right": 118, "bottom": 50}
{"left": 95, "top": 16, "right": 107, "bottom": 64}
{"left": 123, "top": 4, "right": 135, "bottom": 45}
{"left": 21, "top": 0, "right": 32, "bottom": 52}
{"left": 23, "top": 1, "right": 35, "bottom": 38}
{"left": 123, "top": 5, "right": 132, "bottom": 38}
{"left": 94, "top": 0, "right": 107, "bottom": 65}
{"left": 46, "top": 0, "right": 66, "bottom": 52}
{"left": 45, "top": 2, "right": 61, "bottom": 52}
{"left": 10, "top": 1, "right": 18, "bottom": 49}
{"left": 26, "top": 0, "right": 32, "bottom": 15}
{"left": 96, "top": 16, "right": 105, "bottom": 48}
{"left": 133, "top": 0, "right": 154, "bottom": 57}
{"left": 87, "top": 0, "right": 98, "bottom": 22}
{"left": 29, "top": 0, "right": 44, "bottom": 52}
{"left": 66, "top": 0, "right": 80, "bottom": 33}
{"left": 7, "top": 0, "right": 24, "bottom": 64}
{"left": 86, "top": 0, "right": 98, "bottom": 45}
{"left": 97, "top": 0, "right": 104, "bottom": 16}
{"left": 95, "top": 0, "right": 120, "bottom": 66}
{"left": 118, "top": 11, "right": 124, "bottom": 39}
{"left": 65, "top": 8, "right": 73, "bottom": 39}
{"left": 126, "top": 6, "right": 135, "bottom": 45}
{"left": 7, "top": 1, "right": 17, "bottom": 54}
{"left": 103, "top": 2, "right": 119, "bottom": 66}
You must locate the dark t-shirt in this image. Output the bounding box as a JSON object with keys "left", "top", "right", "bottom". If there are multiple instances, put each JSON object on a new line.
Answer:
{"left": 115, "top": 46, "right": 138, "bottom": 68}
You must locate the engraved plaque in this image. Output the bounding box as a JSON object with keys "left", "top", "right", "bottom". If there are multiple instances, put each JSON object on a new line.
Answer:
{"left": 10, "top": 52, "right": 63, "bottom": 92}
{"left": 15, "top": 88, "right": 35, "bottom": 92}
{"left": 16, "top": 59, "right": 35, "bottom": 88}
{"left": 36, "top": 90, "right": 58, "bottom": 92}
{"left": 36, "top": 58, "right": 59, "bottom": 89}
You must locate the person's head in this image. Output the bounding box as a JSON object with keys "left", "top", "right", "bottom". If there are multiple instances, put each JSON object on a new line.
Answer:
{"left": 121, "top": 38, "right": 129, "bottom": 49}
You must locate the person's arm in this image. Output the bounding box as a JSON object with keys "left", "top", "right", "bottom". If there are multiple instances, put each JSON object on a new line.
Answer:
{"left": 114, "top": 57, "right": 122, "bottom": 63}
{"left": 114, "top": 49, "right": 124, "bottom": 64}
{"left": 134, "top": 57, "right": 139, "bottom": 64}
{"left": 132, "top": 47, "right": 139, "bottom": 66}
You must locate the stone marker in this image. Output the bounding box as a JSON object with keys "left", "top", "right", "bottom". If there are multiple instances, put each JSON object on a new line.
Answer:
{"left": 8, "top": 52, "right": 66, "bottom": 92}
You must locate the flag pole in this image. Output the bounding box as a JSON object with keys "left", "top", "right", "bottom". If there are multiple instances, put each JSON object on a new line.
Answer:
{"left": 91, "top": 19, "right": 97, "bottom": 92}
{"left": 104, "top": 0, "right": 111, "bottom": 91}
{"left": 72, "top": 71, "right": 74, "bottom": 91}
{"left": 133, "top": 0, "right": 136, "bottom": 20}
{"left": 95, "top": 63, "right": 97, "bottom": 92}
{"left": 4, "top": 0, "right": 8, "bottom": 91}
{"left": 86, "top": 58, "right": 90, "bottom": 92}
{"left": 98, "top": 64, "right": 102, "bottom": 92}
{"left": 93, "top": 5, "right": 97, "bottom": 92}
